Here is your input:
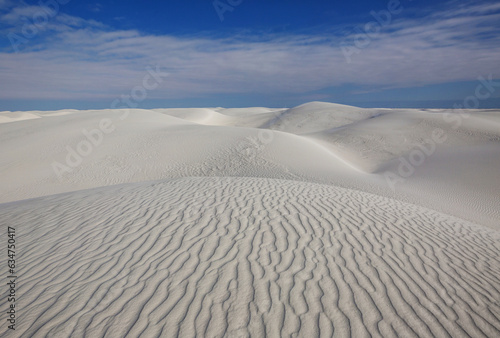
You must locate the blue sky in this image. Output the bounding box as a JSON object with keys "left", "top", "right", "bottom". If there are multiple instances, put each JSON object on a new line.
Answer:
{"left": 1, "top": 0, "right": 500, "bottom": 110}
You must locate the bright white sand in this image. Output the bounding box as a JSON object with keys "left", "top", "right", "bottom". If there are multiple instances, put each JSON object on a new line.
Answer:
{"left": 1, "top": 102, "right": 499, "bottom": 336}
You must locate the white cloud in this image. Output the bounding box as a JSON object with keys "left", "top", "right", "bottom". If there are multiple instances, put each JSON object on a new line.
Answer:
{"left": 436, "top": 1, "right": 500, "bottom": 17}
{"left": 0, "top": 1, "right": 499, "bottom": 100}
{"left": 0, "top": 0, "right": 13, "bottom": 11}
{"left": 0, "top": 5, "right": 54, "bottom": 24}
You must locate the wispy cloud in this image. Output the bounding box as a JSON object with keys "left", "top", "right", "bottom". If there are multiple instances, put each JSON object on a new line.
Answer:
{"left": 0, "top": 0, "right": 13, "bottom": 11}
{"left": 0, "top": 1, "right": 499, "bottom": 101}
{"left": 88, "top": 3, "right": 103, "bottom": 13}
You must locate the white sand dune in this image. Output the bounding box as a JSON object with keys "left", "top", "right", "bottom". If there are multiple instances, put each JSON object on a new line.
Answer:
{"left": 1, "top": 102, "right": 500, "bottom": 337}
{"left": 0, "top": 110, "right": 78, "bottom": 124}
{"left": 1, "top": 177, "right": 500, "bottom": 337}
{"left": 1, "top": 103, "right": 499, "bottom": 227}
{"left": 0, "top": 111, "right": 41, "bottom": 124}
{"left": 262, "top": 102, "right": 376, "bottom": 134}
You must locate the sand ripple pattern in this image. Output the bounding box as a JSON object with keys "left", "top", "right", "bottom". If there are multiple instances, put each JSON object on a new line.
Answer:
{"left": 1, "top": 177, "right": 500, "bottom": 337}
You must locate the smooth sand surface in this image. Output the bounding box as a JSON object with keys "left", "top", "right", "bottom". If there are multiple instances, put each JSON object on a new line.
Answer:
{"left": 1, "top": 102, "right": 499, "bottom": 337}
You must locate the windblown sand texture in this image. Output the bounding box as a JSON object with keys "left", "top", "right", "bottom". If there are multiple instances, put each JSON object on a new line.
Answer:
{"left": 1, "top": 102, "right": 499, "bottom": 337}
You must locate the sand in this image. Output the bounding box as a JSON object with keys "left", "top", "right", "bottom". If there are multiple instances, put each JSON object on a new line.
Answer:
{"left": 1, "top": 102, "right": 499, "bottom": 337}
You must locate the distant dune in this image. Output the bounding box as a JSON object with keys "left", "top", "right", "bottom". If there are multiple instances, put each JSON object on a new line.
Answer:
{"left": 1, "top": 102, "right": 499, "bottom": 227}
{"left": 1, "top": 102, "right": 499, "bottom": 336}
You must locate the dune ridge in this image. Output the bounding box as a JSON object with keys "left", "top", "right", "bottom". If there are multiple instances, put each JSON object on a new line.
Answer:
{"left": 1, "top": 102, "right": 499, "bottom": 228}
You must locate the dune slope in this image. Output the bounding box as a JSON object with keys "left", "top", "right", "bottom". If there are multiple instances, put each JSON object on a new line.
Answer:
{"left": 1, "top": 177, "right": 499, "bottom": 337}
